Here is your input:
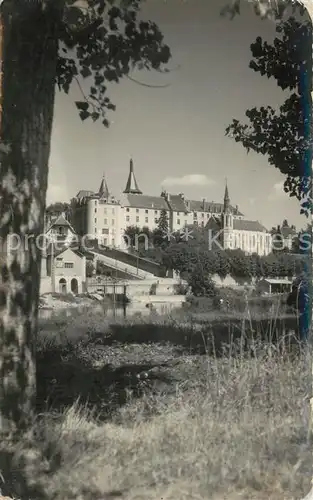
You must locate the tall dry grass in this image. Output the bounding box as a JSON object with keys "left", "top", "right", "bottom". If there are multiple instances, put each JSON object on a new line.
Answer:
{"left": 0, "top": 305, "right": 311, "bottom": 500}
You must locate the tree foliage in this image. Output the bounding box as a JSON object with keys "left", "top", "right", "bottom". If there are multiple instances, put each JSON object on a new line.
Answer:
{"left": 188, "top": 264, "right": 217, "bottom": 298}
{"left": 58, "top": 0, "right": 171, "bottom": 125}
{"left": 225, "top": 16, "right": 312, "bottom": 215}
{"left": 155, "top": 237, "right": 308, "bottom": 285}
{"left": 123, "top": 224, "right": 152, "bottom": 249}
{"left": 221, "top": 0, "right": 308, "bottom": 21}
{"left": 156, "top": 208, "right": 169, "bottom": 234}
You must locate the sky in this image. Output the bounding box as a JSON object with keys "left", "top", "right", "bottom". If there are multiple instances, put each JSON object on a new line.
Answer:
{"left": 47, "top": 0, "right": 309, "bottom": 231}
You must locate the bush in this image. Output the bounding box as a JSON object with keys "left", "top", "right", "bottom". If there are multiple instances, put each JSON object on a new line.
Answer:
{"left": 188, "top": 266, "right": 217, "bottom": 297}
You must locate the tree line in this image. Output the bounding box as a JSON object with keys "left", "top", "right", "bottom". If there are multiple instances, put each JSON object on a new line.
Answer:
{"left": 124, "top": 218, "right": 309, "bottom": 284}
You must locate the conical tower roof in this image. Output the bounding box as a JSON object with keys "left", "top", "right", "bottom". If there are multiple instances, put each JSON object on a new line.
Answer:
{"left": 123, "top": 158, "right": 142, "bottom": 195}
{"left": 98, "top": 173, "right": 109, "bottom": 198}
{"left": 223, "top": 178, "right": 230, "bottom": 212}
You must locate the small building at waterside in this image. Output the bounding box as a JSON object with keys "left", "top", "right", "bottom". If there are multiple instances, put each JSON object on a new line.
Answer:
{"left": 256, "top": 278, "right": 293, "bottom": 295}
{"left": 40, "top": 244, "right": 89, "bottom": 295}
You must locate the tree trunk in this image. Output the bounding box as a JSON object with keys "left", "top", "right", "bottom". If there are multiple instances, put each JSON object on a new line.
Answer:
{"left": 0, "top": 1, "right": 62, "bottom": 434}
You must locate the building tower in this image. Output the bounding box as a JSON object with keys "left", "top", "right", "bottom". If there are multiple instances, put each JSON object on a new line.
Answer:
{"left": 123, "top": 158, "right": 142, "bottom": 195}
{"left": 222, "top": 179, "right": 233, "bottom": 249}
{"left": 98, "top": 173, "right": 109, "bottom": 198}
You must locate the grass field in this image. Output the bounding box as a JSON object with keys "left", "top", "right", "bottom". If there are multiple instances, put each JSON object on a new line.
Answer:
{"left": 0, "top": 306, "right": 311, "bottom": 500}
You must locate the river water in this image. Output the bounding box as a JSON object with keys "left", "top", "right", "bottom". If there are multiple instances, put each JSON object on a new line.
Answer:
{"left": 38, "top": 300, "right": 181, "bottom": 320}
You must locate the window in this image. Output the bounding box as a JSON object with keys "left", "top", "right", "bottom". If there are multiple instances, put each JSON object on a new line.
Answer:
{"left": 145, "top": 209, "right": 148, "bottom": 214}
{"left": 102, "top": 228, "right": 109, "bottom": 234}
{"left": 177, "top": 212, "right": 180, "bottom": 216}
{"left": 112, "top": 238, "right": 115, "bottom": 246}
{"left": 111, "top": 219, "right": 115, "bottom": 225}
{"left": 126, "top": 216, "right": 130, "bottom": 222}
{"left": 126, "top": 208, "right": 130, "bottom": 212}
{"left": 64, "top": 262, "right": 74, "bottom": 269}
{"left": 177, "top": 219, "right": 180, "bottom": 225}
{"left": 193, "top": 212, "right": 197, "bottom": 218}
{"left": 145, "top": 217, "right": 148, "bottom": 223}
{"left": 136, "top": 208, "right": 139, "bottom": 213}
{"left": 103, "top": 238, "right": 108, "bottom": 246}
{"left": 95, "top": 200, "right": 97, "bottom": 205}
{"left": 202, "top": 213, "right": 204, "bottom": 218}
{"left": 155, "top": 210, "right": 158, "bottom": 215}
{"left": 154, "top": 218, "right": 158, "bottom": 224}
{"left": 55, "top": 257, "right": 63, "bottom": 268}
{"left": 104, "top": 218, "right": 107, "bottom": 225}
{"left": 94, "top": 218, "right": 97, "bottom": 223}
{"left": 94, "top": 208, "right": 97, "bottom": 213}
{"left": 103, "top": 208, "right": 107, "bottom": 214}
{"left": 136, "top": 216, "right": 139, "bottom": 223}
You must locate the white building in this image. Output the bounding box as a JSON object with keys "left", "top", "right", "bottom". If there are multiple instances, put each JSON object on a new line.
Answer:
{"left": 205, "top": 183, "right": 272, "bottom": 255}
{"left": 40, "top": 245, "right": 87, "bottom": 295}
{"left": 70, "top": 159, "right": 273, "bottom": 256}
{"left": 72, "top": 175, "right": 124, "bottom": 248}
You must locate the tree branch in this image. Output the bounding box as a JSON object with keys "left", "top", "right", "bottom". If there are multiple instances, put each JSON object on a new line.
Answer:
{"left": 126, "top": 74, "right": 170, "bottom": 88}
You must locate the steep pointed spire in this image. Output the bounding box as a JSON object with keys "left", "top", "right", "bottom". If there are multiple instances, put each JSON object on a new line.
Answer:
{"left": 223, "top": 178, "right": 230, "bottom": 213}
{"left": 98, "top": 173, "right": 109, "bottom": 198}
{"left": 123, "top": 158, "right": 142, "bottom": 194}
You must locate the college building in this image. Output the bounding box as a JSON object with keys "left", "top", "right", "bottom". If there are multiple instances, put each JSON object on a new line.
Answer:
{"left": 69, "top": 158, "right": 273, "bottom": 255}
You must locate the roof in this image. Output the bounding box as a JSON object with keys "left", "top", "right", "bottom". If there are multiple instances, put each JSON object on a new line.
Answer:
{"left": 261, "top": 278, "right": 293, "bottom": 285}
{"left": 45, "top": 242, "right": 95, "bottom": 259}
{"left": 76, "top": 190, "right": 94, "bottom": 200}
{"left": 188, "top": 199, "right": 244, "bottom": 216}
{"left": 46, "top": 243, "right": 84, "bottom": 258}
{"left": 123, "top": 159, "right": 142, "bottom": 194}
{"left": 233, "top": 219, "right": 268, "bottom": 232}
{"left": 166, "top": 194, "right": 190, "bottom": 213}
{"left": 124, "top": 194, "right": 169, "bottom": 210}
{"left": 204, "top": 216, "right": 268, "bottom": 233}
{"left": 46, "top": 214, "right": 76, "bottom": 234}
{"left": 98, "top": 176, "right": 109, "bottom": 198}
{"left": 205, "top": 216, "right": 222, "bottom": 230}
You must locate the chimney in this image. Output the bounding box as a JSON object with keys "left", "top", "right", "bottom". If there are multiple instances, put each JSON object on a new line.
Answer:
{"left": 202, "top": 198, "right": 206, "bottom": 210}
{"left": 179, "top": 192, "right": 185, "bottom": 200}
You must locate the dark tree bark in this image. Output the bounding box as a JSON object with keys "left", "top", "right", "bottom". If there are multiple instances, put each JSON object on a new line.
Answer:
{"left": 0, "top": 1, "right": 63, "bottom": 434}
